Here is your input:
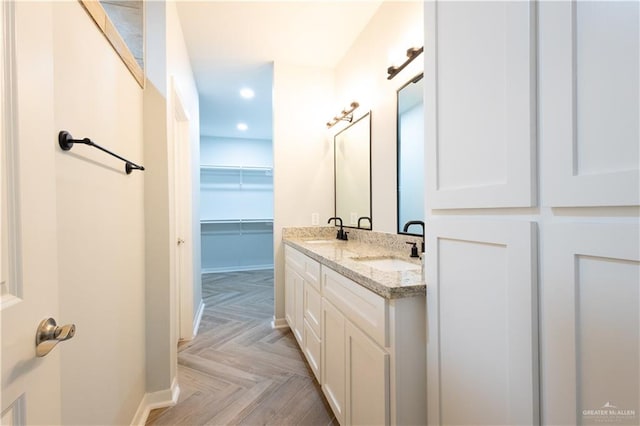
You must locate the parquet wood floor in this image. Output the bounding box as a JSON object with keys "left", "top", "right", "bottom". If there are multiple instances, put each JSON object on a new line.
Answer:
{"left": 146, "top": 270, "right": 337, "bottom": 426}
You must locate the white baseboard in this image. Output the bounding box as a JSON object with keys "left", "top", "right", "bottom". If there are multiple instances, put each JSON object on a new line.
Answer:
{"left": 192, "top": 299, "right": 205, "bottom": 338}
{"left": 130, "top": 377, "right": 180, "bottom": 426}
{"left": 272, "top": 317, "right": 288, "bottom": 329}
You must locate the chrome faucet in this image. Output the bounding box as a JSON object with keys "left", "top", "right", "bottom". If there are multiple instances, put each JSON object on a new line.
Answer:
{"left": 402, "top": 220, "right": 425, "bottom": 253}
{"left": 328, "top": 217, "right": 348, "bottom": 240}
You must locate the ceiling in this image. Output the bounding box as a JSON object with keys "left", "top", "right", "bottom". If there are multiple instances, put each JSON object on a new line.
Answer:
{"left": 176, "top": 1, "right": 383, "bottom": 140}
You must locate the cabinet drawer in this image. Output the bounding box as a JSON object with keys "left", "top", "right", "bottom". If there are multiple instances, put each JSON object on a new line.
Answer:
{"left": 303, "top": 319, "right": 322, "bottom": 383}
{"left": 285, "top": 245, "right": 321, "bottom": 290}
{"left": 304, "top": 280, "right": 322, "bottom": 337}
{"left": 322, "top": 266, "right": 388, "bottom": 347}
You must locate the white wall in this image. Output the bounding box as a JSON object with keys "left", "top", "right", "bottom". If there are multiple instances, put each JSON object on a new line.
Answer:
{"left": 143, "top": 0, "right": 202, "bottom": 399}
{"left": 143, "top": 1, "right": 174, "bottom": 398}
{"left": 273, "top": 62, "right": 335, "bottom": 325}
{"left": 52, "top": 2, "right": 146, "bottom": 424}
{"left": 334, "top": 1, "right": 424, "bottom": 233}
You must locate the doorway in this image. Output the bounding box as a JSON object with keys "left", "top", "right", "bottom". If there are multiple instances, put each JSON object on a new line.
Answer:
{"left": 198, "top": 64, "right": 274, "bottom": 280}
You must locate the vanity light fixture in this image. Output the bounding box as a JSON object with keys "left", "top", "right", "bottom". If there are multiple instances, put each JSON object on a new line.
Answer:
{"left": 326, "top": 101, "right": 360, "bottom": 129}
{"left": 387, "top": 46, "right": 424, "bottom": 80}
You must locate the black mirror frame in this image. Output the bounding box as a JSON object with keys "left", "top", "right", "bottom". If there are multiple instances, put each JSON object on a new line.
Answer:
{"left": 334, "top": 111, "right": 373, "bottom": 230}
{"left": 396, "top": 73, "right": 424, "bottom": 236}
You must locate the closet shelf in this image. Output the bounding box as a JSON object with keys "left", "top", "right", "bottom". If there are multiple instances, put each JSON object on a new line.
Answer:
{"left": 200, "top": 165, "right": 273, "bottom": 175}
{"left": 200, "top": 219, "right": 273, "bottom": 225}
{"left": 200, "top": 165, "right": 273, "bottom": 191}
{"left": 200, "top": 219, "right": 274, "bottom": 236}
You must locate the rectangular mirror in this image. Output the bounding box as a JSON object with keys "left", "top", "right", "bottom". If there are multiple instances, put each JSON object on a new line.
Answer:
{"left": 397, "top": 74, "right": 424, "bottom": 235}
{"left": 335, "top": 112, "right": 372, "bottom": 229}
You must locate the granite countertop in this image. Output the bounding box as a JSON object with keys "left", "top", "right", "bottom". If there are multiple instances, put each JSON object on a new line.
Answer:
{"left": 283, "top": 237, "right": 426, "bottom": 300}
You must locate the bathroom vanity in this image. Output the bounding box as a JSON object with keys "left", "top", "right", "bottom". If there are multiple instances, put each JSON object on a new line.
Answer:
{"left": 283, "top": 227, "right": 426, "bottom": 426}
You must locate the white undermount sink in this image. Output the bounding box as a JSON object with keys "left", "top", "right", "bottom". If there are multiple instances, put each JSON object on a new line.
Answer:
{"left": 303, "top": 239, "right": 337, "bottom": 244}
{"left": 352, "top": 256, "right": 421, "bottom": 272}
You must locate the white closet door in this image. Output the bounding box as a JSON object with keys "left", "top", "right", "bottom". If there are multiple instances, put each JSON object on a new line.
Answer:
{"left": 425, "top": 1, "right": 536, "bottom": 209}
{"left": 542, "top": 223, "right": 639, "bottom": 425}
{"left": 426, "top": 220, "right": 539, "bottom": 425}
{"left": 540, "top": 1, "right": 639, "bottom": 207}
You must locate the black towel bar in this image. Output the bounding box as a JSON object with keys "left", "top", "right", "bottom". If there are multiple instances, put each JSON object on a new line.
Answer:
{"left": 58, "top": 131, "right": 145, "bottom": 174}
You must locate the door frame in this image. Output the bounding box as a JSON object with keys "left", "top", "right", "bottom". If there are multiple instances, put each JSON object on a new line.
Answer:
{"left": 170, "top": 77, "right": 195, "bottom": 341}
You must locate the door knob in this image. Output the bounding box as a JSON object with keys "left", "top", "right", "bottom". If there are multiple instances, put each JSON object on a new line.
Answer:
{"left": 35, "top": 318, "right": 76, "bottom": 357}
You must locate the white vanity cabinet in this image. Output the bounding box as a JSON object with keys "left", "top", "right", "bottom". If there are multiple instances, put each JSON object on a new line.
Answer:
{"left": 284, "top": 244, "right": 426, "bottom": 426}
{"left": 284, "top": 245, "right": 322, "bottom": 380}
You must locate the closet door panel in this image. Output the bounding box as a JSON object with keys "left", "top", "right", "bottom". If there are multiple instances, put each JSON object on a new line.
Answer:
{"left": 540, "top": 1, "right": 639, "bottom": 206}
{"left": 542, "top": 223, "right": 640, "bottom": 424}
{"left": 426, "top": 220, "right": 539, "bottom": 424}
{"left": 426, "top": 220, "right": 538, "bottom": 425}
{"left": 425, "top": 1, "right": 536, "bottom": 209}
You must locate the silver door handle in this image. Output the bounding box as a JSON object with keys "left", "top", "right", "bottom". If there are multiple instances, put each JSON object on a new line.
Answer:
{"left": 35, "top": 318, "right": 76, "bottom": 357}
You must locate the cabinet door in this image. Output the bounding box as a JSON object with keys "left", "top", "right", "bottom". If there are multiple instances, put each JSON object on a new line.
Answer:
{"left": 284, "top": 262, "right": 303, "bottom": 343}
{"left": 303, "top": 319, "right": 322, "bottom": 382}
{"left": 322, "top": 299, "right": 346, "bottom": 425}
{"left": 284, "top": 262, "right": 296, "bottom": 329}
{"left": 542, "top": 223, "right": 639, "bottom": 425}
{"left": 304, "top": 278, "right": 322, "bottom": 336}
{"left": 346, "top": 321, "right": 389, "bottom": 426}
{"left": 294, "top": 272, "right": 304, "bottom": 344}
{"left": 539, "top": 1, "right": 639, "bottom": 207}
{"left": 425, "top": 0, "right": 536, "bottom": 209}
{"left": 426, "top": 220, "right": 538, "bottom": 425}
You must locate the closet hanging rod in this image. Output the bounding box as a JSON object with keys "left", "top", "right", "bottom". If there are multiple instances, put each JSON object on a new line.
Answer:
{"left": 58, "top": 131, "right": 145, "bottom": 174}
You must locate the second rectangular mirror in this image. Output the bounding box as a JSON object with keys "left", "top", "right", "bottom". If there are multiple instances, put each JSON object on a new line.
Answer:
{"left": 397, "top": 74, "right": 424, "bottom": 235}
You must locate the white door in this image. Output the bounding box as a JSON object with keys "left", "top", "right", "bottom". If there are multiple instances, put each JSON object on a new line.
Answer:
{"left": 1, "top": 3, "right": 67, "bottom": 425}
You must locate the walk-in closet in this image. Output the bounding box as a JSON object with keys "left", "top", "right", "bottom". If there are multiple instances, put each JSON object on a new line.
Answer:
{"left": 200, "top": 136, "right": 274, "bottom": 272}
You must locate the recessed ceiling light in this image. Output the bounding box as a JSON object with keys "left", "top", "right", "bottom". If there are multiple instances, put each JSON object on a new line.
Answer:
{"left": 237, "top": 122, "right": 248, "bottom": 131}
{"left": 240, "top": 88, "right": 254, "bottom": 99}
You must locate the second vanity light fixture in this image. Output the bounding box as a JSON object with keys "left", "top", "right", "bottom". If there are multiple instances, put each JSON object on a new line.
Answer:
{"left": 387, "top": 46, "right": 424, "bottom": 80}
{"left": 326, "top": 101, "right": 360, "bottom": 128}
